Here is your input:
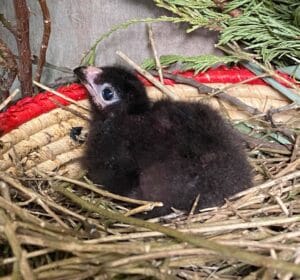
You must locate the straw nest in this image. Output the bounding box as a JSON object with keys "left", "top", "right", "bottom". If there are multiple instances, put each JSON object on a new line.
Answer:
{"left": 0, "top": 83, "right": 299, "bottom": 279}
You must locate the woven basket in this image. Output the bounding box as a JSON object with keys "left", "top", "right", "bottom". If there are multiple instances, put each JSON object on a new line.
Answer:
{"left": 1, "top": 68, "right": 298, "bottom": 178}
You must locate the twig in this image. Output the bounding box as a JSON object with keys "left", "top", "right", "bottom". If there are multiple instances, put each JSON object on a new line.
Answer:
{"left": 116, "top": 51, "right": 179, "bottom": 100}
{"left": 125, "top": 202, "right": 163, "bottom": 216}
{"left": 30, "top": 54, "right": 73, "bottom": 74}
{"left": 0, "top": 209, "right": 35, "bottom": 280}
{"left": 36, "top": 197, "right": 70, "bottom": 229}
{"left": 105, "top": 248, "right": 210, "bottom": 268}
{"left": 33, "top": 80, "right": 90, "bottom": 112}
{"left": 212, "top": 0, "right": 242, "bottom": 17}
{"left": 232, "top": 170, "right": 300, "bottom": 199}
{"left": 242, "top": 61, "right": 300, "bottom": 104}
{"left": 273, "top": 196, "right": 289, "bottom": 216}
{"left": 267, "top": 102, "right": 299, "bottom": 117}
{"left": 13, "top": 0, "right": 33, "bottom": 97}
{"left": 188, "top": 194, "right": 200, "bottom": 218}
{"left": 0, "top": 89, "right": 19, "bottom": 111}
{"left": 147, "top": 24, "right": 164, "bottom": 84}
{"left": 0, "top": 172, "right": 73, "bottom": 233}
{"left": 150, "top": 70, "right": 261, "bottom": 115}
{"left": 274, "top": 158, "right": 300, "bottom": 178}
{"left": 53, "top": 183, "right": 300, "bottom": 276}
{"left": 0, "top": 38, "right": 18, "bottom": 98}
{"left": 241, "top": 134, "right": 291, "bottom": 154}
{"left": 48, "top": 97, "right": 91, "bottom": 122}
{"left": 218, "top": 44, "right": 300, "bottom": 95}
{"left": 47, "top": 76, "right": 77, "bottom": 88}
{"left": 107, "top": 267, "right": 173, "bottom": 279}
{"left": 2, "top": 248, "right": 54, "bottom": 265}
{"left": 225, "top": 199, "right": 250, "bottom": 222}
{"left": 265, "top": 231, "right": 300, "bottom": 243}
{"left": 0, "top": 181, "right": 15, "bottom": 220}
{"left": 51, "top": 174, "right": 163, "bottom": 206}
{"left": 0, "top": 181, "right": 11, "bottom": 203}
{"left": 180, "top": 216, "right": 300, "bottom": 234}
{"left": 0, "top": 13, "right": 17, "bottom": 36}
{"left": 35, "top": 0, "right": 51, "bottom": 83}
{"left": 290, "top": 135, "right": 300, "bottom": 162}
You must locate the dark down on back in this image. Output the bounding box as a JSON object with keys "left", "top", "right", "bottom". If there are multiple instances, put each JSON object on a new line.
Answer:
{"left": 74, "top": 66, "right": 253, "bottom": 217}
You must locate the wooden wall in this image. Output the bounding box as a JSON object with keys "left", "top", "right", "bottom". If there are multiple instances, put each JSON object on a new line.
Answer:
{"left": 0, "top": 0, "right": 219, "bottom": 84}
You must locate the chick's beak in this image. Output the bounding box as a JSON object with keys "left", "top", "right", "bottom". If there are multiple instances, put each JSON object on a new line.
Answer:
{"left": 74, "top": 66, "right": 105, "bottom": 109}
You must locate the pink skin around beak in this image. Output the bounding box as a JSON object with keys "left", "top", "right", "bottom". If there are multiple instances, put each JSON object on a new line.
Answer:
{"left": 78, "top": 67, "right": 105, "bottom": 109}
{"left": 81, "top": 66, "right": 103, "bottom": 84}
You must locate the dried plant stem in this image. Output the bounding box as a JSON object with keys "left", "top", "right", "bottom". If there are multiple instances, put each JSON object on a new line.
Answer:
{"left": 116, "top": 50, "right": 179, "bottom": 100}
{"left": 233, "top": 170, "right": 300, "bottom": 199}
{"left": 53, "top": 183, "right": 300, "bottom": 276}
{"left": 0, "top": 173, "right": 71, "bottom": 233}
{"left": 267, "top": 102, "right": 299, "bottom": 117}
{"left": 13, "top": 0, "right": 32, "bottom": 97}
{"left": 218, "top": 44, "right": 300, "bottom": 94}
{"left": 182, "top": 215, "right": 300, "bottom": 234}
{"left": 0, "top": 89, "right": 19, "bottom": 111}
{"left": 52, "top": 174, "right": 163, "bottom": 206}
{"left": 0, "top": 209, "right": 35, "bottom": 280}
{"left": 105, "top": 248, "right": 210, "bottom": 268}
{"left": 241, "top": 134, "right": 291, "bottom": 154}
{"left": 0, "top": 196, "right": 48, "bottom": 229}
{"left": 188, "top": 194, "right": 200, "bottom": 218}
{"left": 274, "top": 158, "right": 300, "bottom": 178}
{"left": 1, "top": 173, "right": 69, "bottom": 229}
{"left": 265, "top": 231, "right": 300, "bottom": 243}
{"left": 35, "top": 0, "right": 51, "bottom": 82}
{"left": 151, "top": 70, "right": 261, "bottom": 115}
{"left": 107, "top": 267, "right": 173, "bottom": 279}
{"left": 33, "top": 80, "right": 90, "bottom": 112}
{"left": 2, "top": 249, "right": 54, "bottom": 265}
{"left": 290, "top": 135, "right": 300, "bottom": 162}
{"left": 0, "top": 38, "right": 18, "bottom": 99}
{"left": 18, "top": 234, "right": 151, "bottom": 254}
{"left": 124, "top": 203, "right": 163, "bottom": 216}
{"left": 0, "top": 13, "right": 17, "bottom": 36}
{"left": 213, "top": 0, "right": 242, "bottom": 17}
{"left": 48, "top": 97, "right": 91, "bottom": 122}
{"left": 84, "top": 231, "right": 163, "bottom": 244}
{"left": 147, "top": 24, "right": 164, "bottom": 84}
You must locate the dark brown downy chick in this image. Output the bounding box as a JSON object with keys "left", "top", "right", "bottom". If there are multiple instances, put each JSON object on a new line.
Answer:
{"left": 74, "top": 66, "right": 253, "bottom": 217}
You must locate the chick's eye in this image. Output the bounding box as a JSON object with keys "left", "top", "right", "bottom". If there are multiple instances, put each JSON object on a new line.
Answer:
{"left": 102, "top": 87, "right": 114, "bottom": 101}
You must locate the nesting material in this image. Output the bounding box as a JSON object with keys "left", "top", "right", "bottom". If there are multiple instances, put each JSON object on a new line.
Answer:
{"left": 0, "top": 80, "right": 299, "bottom": 279}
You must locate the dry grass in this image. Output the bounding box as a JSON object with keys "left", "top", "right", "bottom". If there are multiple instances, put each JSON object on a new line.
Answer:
{"left": 0, "top": 140, "right": 299, "bottom": 279}
{"left": 0, "top": 63, "right": 299, "bottom": 279}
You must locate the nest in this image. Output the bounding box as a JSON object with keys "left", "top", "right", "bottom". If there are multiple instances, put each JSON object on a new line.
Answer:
{"left": 0, "top": 79, "right": 299, "bottom": 279}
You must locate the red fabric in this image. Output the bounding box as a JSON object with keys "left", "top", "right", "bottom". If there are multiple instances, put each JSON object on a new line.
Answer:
{"left": 0, "top": 66, "right": 295, "bottom": 136}
{"left": 140, "top": 65, "right": 295, "bottom": 87}
{"left": 0, "top": 83, "right": 87, "bottom": 135}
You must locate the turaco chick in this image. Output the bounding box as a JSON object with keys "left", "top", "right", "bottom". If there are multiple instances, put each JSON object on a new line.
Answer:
{"left": 74, "top": 66, "right": 252, "bottom": 217}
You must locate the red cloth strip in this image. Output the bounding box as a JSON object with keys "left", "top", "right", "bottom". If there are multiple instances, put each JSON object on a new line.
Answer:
{"left": 140, "top": 65, "right": 295, "bottom": 87}
{"left": 0, "top": 83, "right": 87, "bottom": 135}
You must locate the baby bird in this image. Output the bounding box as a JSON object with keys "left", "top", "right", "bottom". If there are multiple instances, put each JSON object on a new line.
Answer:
{"left": 74, "top": 66, "right": 252, "bottom": 217}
